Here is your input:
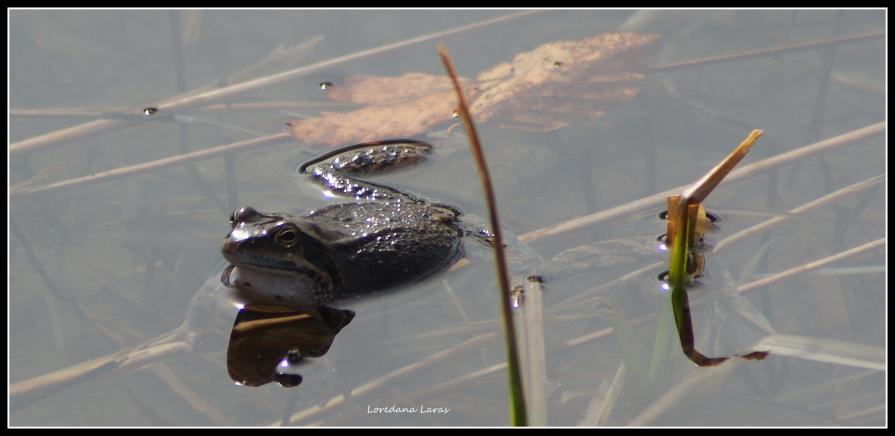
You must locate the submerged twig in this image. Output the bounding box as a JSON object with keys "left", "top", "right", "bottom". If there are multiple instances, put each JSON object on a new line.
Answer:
{"left": 527, "top": 170, "right": 883, "bottom": 329}
{"left": 650, "top": 31, "right": 882, "bottom": 73}
{"left": 564, "top": 237, "right": 884, "bottom": 351}
{"left": 10, "top": 11, "right": 539, "bottom": 156}
{"left": 786, "top": 11, "right": 847, "bottom": 191}
{"left": 11, "top": 132, "right": 292, "bottom": 197}
{"left": 713, "top": 174, "right": 883, "bottom": 252}
{"left": 580, "top": 363, "right": 626, "bottom": 426}
{"left": 737, "top": 238, "right": 883, "bottom": 294}
{"left": 168, "top": 10, "right": 229, "bottom": 215}
{"left": 519, "top": 121, "right": 884, "bottom": 243}
{"left": 279, "top": 333, "right": 497, "bottom": 426}
{"left": 411, "top": 363, "right": 507, "bottom": 403}
{"left": 628, "top": 360, "right": 740, "bottom": 425}
{"left": 16, "top": 233, "right": 881, "bottom": 416}
{"left": 10, "top": 336, "right": 191, "bottom": 411}
{"left": 750, "top": 334, "right": 883, "bottom": 371}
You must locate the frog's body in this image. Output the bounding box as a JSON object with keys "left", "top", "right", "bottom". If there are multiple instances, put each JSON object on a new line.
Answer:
{"left": 222, "top": 140, "right": 484, "bottom": 307}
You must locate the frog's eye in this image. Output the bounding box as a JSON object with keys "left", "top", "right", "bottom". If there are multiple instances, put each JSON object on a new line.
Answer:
{"left": 230, "top": 207, "right": 270, "bottom": 227}
{"left": 275, "top": 226, "right": 300, "bottom": 248}
{"left": 230, "top": 207, "right": 260, "bottom": 226}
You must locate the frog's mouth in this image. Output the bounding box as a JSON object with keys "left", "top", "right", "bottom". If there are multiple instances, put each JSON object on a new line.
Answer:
{"left": 220, "top": 242, "right": 335, "bottom": 291}
{"left": 221, "top": 261, "right": 334, "bottom": 292}
{"left": 221, "top": 234, "right": 331, "bottom": 277}
{"left": 223, "top": 251, "right": 309, "bottom": 273}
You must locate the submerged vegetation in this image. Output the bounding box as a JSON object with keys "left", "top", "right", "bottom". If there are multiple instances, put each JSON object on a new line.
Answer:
{"left": 10, "top": 10, "right": 885, "bottom": 426}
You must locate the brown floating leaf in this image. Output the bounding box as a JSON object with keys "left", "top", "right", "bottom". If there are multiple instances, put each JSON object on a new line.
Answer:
{"left": 290, "top": 32, "right": 659, "bottom": 146}
{"left": 289, "top": 90, "right": 461, "bottom": 146}
{"left": 327, "top": 72, "right": 472, "bottom": 106}
{"left": 471, "top": 32, "right": 659, "bottom": 130}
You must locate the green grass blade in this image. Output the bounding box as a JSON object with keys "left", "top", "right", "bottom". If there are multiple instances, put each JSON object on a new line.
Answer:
{"left": 439, "top": 47, "right": 528, "bottom": 426}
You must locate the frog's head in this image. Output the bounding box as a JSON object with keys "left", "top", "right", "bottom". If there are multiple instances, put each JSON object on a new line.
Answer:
{"left": 222, "top": 207, "right": 336, "bottom": 303}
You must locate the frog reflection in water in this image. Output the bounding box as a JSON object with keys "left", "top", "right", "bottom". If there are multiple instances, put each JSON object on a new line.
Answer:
{"left": 221, "top": 140, "right": 494, "bottom": 307}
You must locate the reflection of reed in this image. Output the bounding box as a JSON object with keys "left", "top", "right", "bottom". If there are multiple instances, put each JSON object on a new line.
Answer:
{"left": 670, "top": 277, "right": 770, "bottom": 367}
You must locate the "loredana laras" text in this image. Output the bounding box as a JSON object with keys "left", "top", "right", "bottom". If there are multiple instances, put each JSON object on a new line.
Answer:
{"left": 367, "top": 405, "right": 451, "bottom": 415}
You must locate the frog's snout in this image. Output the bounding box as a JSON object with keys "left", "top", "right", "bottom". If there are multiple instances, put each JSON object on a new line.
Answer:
{"left": 221, "top": 237, "right": 240, "bottom": 256}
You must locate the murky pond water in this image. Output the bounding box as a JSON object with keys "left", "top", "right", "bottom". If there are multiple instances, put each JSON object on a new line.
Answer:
{"left": 10, "top": 9, "right": 884, "bottom": 426}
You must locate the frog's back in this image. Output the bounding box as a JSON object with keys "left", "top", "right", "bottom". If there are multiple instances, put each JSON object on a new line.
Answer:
{"left": 307, "top": 201, "right": 464, "bottom": 296}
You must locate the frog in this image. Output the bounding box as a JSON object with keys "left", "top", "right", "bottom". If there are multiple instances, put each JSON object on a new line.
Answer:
{"left": 221, "top": 139, "right": 495, "bottom": 307}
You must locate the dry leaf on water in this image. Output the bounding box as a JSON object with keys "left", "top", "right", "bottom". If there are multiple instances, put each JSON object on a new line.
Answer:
{"left": 289, "top": 90, "right": 460, "bottom": 146}
{"left": 471, "top": 32, "right": 659, "bottom": 130}
{"left": 326, "top": 72, "right": 473, "bottom": 106}
{"left": 290, "top": 32, "right": 660, "bottom": 146}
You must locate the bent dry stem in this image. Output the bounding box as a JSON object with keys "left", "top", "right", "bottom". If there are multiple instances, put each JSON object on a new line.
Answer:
{"left": 665, "top": 129, "right": 769, "bottom": 366}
